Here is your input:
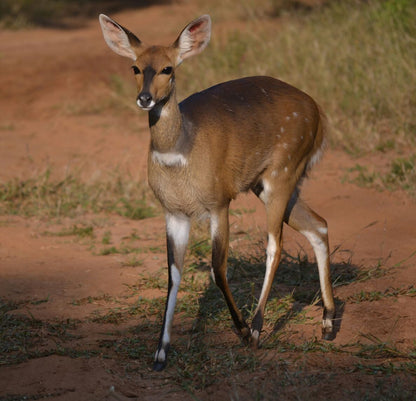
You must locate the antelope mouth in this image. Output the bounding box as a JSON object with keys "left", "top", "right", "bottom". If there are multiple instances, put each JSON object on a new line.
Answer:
{"left": 137, "top": 99, "right": 156, "bottom": 111}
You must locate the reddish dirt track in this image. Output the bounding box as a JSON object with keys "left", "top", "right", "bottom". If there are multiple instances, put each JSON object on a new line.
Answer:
{"left": 1, "top": 3, "right": 415, "bottom": 400}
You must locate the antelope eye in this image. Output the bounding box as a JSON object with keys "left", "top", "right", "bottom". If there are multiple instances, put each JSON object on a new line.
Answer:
{"left": 131, "top": 66, "right": 141, "bottom": 75}
{"left": 161, "top": 66, "right": 173, "bottom": 75}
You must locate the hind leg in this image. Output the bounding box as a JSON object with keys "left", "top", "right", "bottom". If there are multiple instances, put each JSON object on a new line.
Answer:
{"left": 285, "top": 194, "right": 335, "bottom": 338}
{"left": 251, "top": 180, "right": 293, "bottom": 347}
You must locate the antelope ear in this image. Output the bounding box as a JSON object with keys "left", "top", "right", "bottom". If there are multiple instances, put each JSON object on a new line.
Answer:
{"left": 99, "top": 14, "right": 141, "bottom": 60}
{"left": 173, "top": 15, "right": 211, "bottom": 65}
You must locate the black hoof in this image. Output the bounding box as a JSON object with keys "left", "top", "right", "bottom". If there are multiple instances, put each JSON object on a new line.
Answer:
{"left": 153, "top": 360, "right": 167, "bottom": 371}
{"left": 322, "top": 328, "right": 335, "bottom": 341}
{"left": 240, "top": 325, "right": 251, "bottom": 341}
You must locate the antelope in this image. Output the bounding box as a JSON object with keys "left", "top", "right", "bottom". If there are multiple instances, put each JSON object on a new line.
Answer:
{"left": 99, "top": 13, "right": 335, "bottom": 371}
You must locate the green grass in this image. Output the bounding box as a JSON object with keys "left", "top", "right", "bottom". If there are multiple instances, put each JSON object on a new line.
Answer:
{"left": 0, "top": 170, "right": 157, "bottom": 219}
{"left": 71, "top": 293, "right": 116, "bottom": 306}
{"left": 42, "top": 224, "right": 95, "bottom": 238}
{"left": 122, "top": 256, "right": 143, "bottom": 267}
{"left": 347, "top": 285, "right": 416, "bottom": 303}
{"left": 98, "top": 244, "right": 151, "bottom": 257}
{"left": 344, "top": 155, "right": 416, "bottom": 197}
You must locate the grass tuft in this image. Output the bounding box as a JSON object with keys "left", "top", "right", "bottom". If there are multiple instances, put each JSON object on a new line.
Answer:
{"left": 0, "top": 170, "right": 157, "bottom": 219}
{"left": 344, "top": 155, "right": 416, "bottom": 197}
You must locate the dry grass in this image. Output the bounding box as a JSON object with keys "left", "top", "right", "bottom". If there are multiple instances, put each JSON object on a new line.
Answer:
{"left": 0, "top": 169, "right": 158, "bottom": 219}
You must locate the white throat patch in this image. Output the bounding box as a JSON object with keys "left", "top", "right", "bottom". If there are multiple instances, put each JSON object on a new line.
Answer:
{"left": 152, "top": 151, "right": 187, "bottom": 167}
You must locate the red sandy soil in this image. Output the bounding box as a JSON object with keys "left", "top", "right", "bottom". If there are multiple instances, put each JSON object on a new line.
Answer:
{"left": 0, "top": 2, "right": 415, "bottom": 400}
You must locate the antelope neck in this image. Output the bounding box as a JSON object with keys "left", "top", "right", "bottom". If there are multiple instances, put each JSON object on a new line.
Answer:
{"left": 148, "top": 90, "right": 184, "bottom": 154}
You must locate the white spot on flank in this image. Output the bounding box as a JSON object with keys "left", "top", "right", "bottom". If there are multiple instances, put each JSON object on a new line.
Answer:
{"left": 300, "top": 135, "right": 304, "bottom": 140}
{"left": 271, "top": 170, "right": 278, "bottom": 178}
{"left": 305, "top": 117, "right": 309, "bottom": 122}
{"left": 152, "top": 151, "right": 187, "bottom": 167}
{"left": 285, "top": 116, "right": 291, "bottom": 121}
{"left": 292, "top": 112, "right": 299, "bottom": 118}
{"left": 280, "top": 126, "right": 285, "bottom": 133}
{"left": 284, "top": 166, "right": 288, "bottom": 173}
{"left": 283, "top": 143, "right": 288, "bottom": 149}
{"left": 276, "top": 134, "right": 281, "bottom": 139}
{"left": 288, "top": 155, "right": 291, "bottom": 161}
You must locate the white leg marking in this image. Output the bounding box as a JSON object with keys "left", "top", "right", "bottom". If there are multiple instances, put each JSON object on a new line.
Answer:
{"left": 301, "top": 231, "right": 328, "bottom": 276}
{"left": 301, "top": 229, "right": 331, "bottom": 328}
{"left": 257, "top": 234, "right": 277, "bottom": 306}
{"left": 322, "top": 318, "right": 332, "bottom": 329}
{"left": 317, "top": 226, "right": 328, "bottom": 235}
{"left": 155, "top": 348, "right": 166, "bottom": 362}
{"left": 210, "top": 213, "right": 220, "bottom": 284}
{"left": 266, "top": 233, "right": 277, "bottom": 270}
{"left": 210, "top": 213, "right": 219, "bottom": 239}
{"left": 162, "top": 263, "right": 181, "bottom": 345}
{"left": 259, "top": 179, "right": 271, "bottom": 203}
{"left": 159, "top": 214, "right": 190, "bottom": 354}
{"left": 210, "top": 267, "right": 216, "bottom": 284}
{"left": 166, "top": 213, "right": 190, "bottom": 247}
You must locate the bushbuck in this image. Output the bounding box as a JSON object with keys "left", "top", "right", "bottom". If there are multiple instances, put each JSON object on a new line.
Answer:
{"left": 99, "top": 14, "right": 335, "bottom": 371}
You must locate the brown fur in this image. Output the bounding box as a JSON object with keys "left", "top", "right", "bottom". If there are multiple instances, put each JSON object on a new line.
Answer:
{"left": 99, "top": 14, "right": 335, "bottom": 371}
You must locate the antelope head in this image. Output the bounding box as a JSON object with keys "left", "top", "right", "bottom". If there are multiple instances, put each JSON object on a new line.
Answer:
{"left": 99, "top": 14, "right": 211, "bottom": 111}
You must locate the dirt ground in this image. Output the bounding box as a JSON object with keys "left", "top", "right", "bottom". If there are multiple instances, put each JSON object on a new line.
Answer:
{"left": 1, "top": 2, "right": 416, "bottom": 400}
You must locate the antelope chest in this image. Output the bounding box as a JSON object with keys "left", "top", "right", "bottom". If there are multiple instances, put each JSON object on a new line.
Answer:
{"left": 148, "top": 152, "right": 212, "bottom": 217}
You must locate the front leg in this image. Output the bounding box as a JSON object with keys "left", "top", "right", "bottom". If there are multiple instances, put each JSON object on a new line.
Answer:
{"left": 210, "top": 207, "right": 250, "bottom": 340}
{"left": 153, "top": 213, "right": 190, "bottom": 371}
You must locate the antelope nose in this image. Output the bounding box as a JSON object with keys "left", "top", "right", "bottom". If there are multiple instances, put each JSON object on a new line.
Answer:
{"left": 138, "top": 92, "right": 153, "bottom": 108}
